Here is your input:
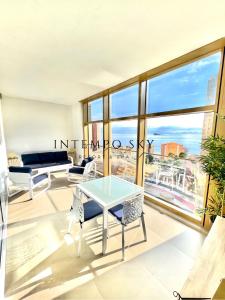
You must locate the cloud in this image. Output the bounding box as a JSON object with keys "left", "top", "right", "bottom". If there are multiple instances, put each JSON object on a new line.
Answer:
{"left": 187, "top": 52, "right": 221, "bottom": 74}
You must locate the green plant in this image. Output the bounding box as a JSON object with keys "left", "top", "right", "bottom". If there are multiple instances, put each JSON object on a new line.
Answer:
{"left": 198, "top": 118, "right": 225, "bottom": 220}
{"left": 145, "top": 154, "right": 154, "bottom": 164}
{"left": 196, "top": 188, "right": 225, "bottom": 221}
{"left": 179, "top": 152, "right": 187, "bottom": 159}
{"left": 200, "top": 135, "right": 225, "bottom": 189}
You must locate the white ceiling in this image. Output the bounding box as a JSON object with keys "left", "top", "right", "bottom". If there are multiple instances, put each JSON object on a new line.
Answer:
{"left": 0, "top": 0, "right": 225, "bottom": 105}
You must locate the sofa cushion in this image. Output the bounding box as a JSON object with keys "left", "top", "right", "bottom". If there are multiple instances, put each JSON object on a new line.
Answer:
{"left": 9, "top": 166, "right": 32, "bottom": 173}
{"left": 32, "top": 173, "right": 48, "bottom": 185}
{"left": 54, "top": 151, "right": 68, "bottom": 162}
{"left": 25, "top": 162, "right": 58, "bottom": 169}
{"left": 56, "top": 160, "right": 72, "bottom": 165}
{"left": 38, "top": 152, "right": 56, "bottom": 163}
{"left": 21, "top": 153, "right": 40, "bottom": 165}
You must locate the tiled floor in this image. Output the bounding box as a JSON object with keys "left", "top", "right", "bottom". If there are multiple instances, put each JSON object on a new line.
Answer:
{"left": 5, "top": 173, "right": 205, "bottom": 300}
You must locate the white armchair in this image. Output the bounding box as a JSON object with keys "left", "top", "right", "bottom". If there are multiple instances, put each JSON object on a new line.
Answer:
{"left": 68, "top": 157, "right": 96, "bottom": 183}
{"left": 8, "top": 166, "right": 51, "bottom": 199}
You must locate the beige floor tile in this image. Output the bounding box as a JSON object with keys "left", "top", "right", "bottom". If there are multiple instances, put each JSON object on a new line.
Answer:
{"left": 133, "top": 240, "right": 194, "bottom": 293}
{"left": 94, "top": 258, "right": 172, "bottom": 300}
{"left": 168, "top": 229, "right": 205, "bottom": 259}
{"left": 53, "top": 280, "right": 104, "bottom": 300}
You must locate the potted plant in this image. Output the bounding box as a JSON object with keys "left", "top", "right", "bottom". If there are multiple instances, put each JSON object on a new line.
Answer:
{"left": 197, "top": 119, "right": 225, "bottom": 222}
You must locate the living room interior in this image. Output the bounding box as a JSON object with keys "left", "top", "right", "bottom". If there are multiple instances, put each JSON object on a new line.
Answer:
{"left": 0, "top": 1, "right": 225, "bottom": 300}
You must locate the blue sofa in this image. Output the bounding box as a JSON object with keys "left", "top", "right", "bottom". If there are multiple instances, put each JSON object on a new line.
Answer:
{"left": 21, "top": 151, "right": 73, "bottom": 173}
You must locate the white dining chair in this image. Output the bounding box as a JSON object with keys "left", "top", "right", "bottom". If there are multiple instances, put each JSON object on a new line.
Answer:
{"left": 108, "top": 194, "right": 147, "bottom": 260}
{"left": 68, "top": 192, "right": 103, "bottom": 256}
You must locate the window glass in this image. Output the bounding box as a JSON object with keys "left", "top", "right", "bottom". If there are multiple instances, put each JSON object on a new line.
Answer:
{"left": 88, "top": 122, "right": 103, "bottom": 174}
{"left": 88, "top": 98, "right": 103, "bottom": 121}
{"left": 110, "top": 85, "right": 139, "bottom": 118}
{"left": 144, "top": 112, "right": 214, "bottom": 217}
{"left": 147, "top": 52, "right": 221, "bottom": 113}
{"left": 111, "top": 120, "right": 137, "bottom": 182}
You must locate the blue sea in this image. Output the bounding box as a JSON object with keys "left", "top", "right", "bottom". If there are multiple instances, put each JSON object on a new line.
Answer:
{"left": 111, "top": 126, "right": 203, "bottom": 155}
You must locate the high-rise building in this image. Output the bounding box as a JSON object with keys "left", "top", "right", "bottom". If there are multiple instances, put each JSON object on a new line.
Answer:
{"left": 161, "top": 142, "right": 186, "bottom": 157}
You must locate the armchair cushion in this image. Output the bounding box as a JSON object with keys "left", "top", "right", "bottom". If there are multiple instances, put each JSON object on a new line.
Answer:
{"left": 69, "top": 167, "right": 84, "bottom": 175}
{"left": 32, "top": 173, "right": 49, "bottom": 185}
{"left": 9, "top": 166, "right": 32, "bottom": 174}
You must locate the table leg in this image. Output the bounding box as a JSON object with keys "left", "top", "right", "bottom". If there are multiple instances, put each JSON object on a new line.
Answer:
{"left": 102, "top": 208, "right": 108, "bottom": 254}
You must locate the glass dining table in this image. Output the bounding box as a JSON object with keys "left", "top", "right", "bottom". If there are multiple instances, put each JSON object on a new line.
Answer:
{"left": 73, "top": 175, "right": 144, "bottom": 254}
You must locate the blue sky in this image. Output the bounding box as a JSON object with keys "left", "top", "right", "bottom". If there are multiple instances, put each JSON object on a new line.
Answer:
{"left": 90, "top": 52, "right": 221, "bottom": 122}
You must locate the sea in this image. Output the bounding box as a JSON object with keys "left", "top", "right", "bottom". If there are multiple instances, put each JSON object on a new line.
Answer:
{"left": 110, "top": 126, "right": 203, "bottom": 155}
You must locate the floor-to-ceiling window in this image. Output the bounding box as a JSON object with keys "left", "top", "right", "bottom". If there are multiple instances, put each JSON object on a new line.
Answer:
{"left": 83, "top": 44, "right": 224, "bottom": 225}
{"left": 109, "top": 85, "right": 138, "bottom": 182}
{"left": 144, "top": 52, "right": 221, "bottom": 218}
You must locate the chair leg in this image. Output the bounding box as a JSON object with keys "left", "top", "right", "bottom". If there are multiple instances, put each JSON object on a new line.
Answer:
{"left": 141, "top": 214, "right": 147, "bottom": 242}
{"left": 77, "top": 222, "right": 83, "bottom": 257}
{"left": 29, "top": 188, "right": 34, "bottom": 200}
{"left": 122, "top": 225, "right": 125, "bottom": 261}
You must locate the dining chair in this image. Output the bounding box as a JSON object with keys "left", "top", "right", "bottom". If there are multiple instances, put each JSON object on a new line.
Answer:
{"left": 68, "top": 192, "right": 103, "bottom": 256}
{"left": 108, "top": 194, "right": 147, "bottom": 260}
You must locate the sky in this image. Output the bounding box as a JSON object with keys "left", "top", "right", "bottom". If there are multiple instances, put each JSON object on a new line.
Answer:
{"left": 89, "top": 51, "right": 221, "bottom": 127}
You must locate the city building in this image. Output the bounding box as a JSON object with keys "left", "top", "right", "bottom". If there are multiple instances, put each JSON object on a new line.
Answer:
{"left": 161, "top": 142, "right": 186, "bottom": 157}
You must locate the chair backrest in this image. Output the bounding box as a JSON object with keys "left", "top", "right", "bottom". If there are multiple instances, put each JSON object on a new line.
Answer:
{"left": 83, "top": 160, "right": 96, "bottom": 176}
{"left": 80, "top": 156, "right": 93, "bottom": 167}
{"left": 72, "top": 193, "right": 84, "bottom": 223}
{"left": 122, "top": 194, "right": 144, "bottom": 225}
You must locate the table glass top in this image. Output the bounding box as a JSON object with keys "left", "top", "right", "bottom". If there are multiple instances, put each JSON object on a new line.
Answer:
{"left": 78, "top": 176, "right": 143, "bottom": 206}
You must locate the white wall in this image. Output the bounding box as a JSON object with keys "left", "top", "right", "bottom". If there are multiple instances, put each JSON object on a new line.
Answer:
{"left": 2, "top": 96, "right": 74, "bottom": 154}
